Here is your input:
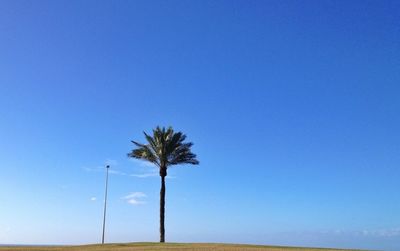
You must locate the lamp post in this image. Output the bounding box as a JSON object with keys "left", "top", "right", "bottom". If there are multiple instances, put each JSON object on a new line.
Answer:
{"left": 101, "top": 165, "right": 110, "bottom": 244}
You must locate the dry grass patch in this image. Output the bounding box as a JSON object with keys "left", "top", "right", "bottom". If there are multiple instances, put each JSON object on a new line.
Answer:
{"left": 0, "top": 243, "right": 369, "bottom": 251}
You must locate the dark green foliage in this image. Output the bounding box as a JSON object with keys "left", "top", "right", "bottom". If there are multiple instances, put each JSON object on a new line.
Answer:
{"left": 128, "top": 126, "right": 199, "bottom": 170}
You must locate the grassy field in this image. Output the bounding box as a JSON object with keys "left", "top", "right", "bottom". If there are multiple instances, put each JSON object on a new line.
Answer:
{"left": 0, "top": 243, "right": 369, "bottom": 251}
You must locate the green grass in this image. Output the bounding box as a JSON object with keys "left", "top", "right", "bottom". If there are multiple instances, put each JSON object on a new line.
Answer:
{"left": 0, "top": 242, "right": 370, "bottom": 251}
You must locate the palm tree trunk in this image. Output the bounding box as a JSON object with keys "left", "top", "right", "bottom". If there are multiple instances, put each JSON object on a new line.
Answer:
{"left": 160, "top": 175, "right": 166, "bottom": 242}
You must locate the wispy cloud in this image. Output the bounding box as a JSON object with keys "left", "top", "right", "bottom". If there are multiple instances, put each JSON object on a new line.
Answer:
{"left": 129, "top": 158, "right": 156, "bottom": 168}
{"left": 83, "top": 159, "right": 127, "bottom": 176}
{"left": 108, "top": 169, "right": 127, "bottom": 175}
{"left": 90, "top": 197, "right": 97, "bottom": 201}
{"left": 130, "top": 172, "right": 176, "bottom": 179}
{"left": 83, "top": 166, "right": 126, "bottom": 175}
{"left": 296, "top": 228, "right": 400, "bottom": 238}
{"left": 82, "top": 166, "right": 102, "bottom": 172}
{"left": 84, "top": 163, "right": 177, "bottom": 179}
{"left": 128, "top": 159, "right": 159, "bottom": 178}
{"left": 130, "top": 172, "right": 158, "bottom": 178}
{"left": 354, "top": 228, "right": 400, "bottom": 237}
{"left": 122, "top": 192, "right": 147, "bottom": 205}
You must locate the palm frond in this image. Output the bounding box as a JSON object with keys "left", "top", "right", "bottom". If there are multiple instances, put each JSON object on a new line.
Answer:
{"left": 168, "top": 142, "right": 199, "bottom": 165}
{"left": 127, "top": 140, "right": 160, "bottom": 166}
{"left": 143, "top": 131, "right": 158, "bottom": 154}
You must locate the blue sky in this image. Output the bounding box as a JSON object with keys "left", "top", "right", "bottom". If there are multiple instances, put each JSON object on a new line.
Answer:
{"left": 0, "top": 0, "right": 399, "bottom": 250}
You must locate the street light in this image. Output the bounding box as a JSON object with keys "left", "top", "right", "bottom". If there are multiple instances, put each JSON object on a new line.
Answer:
{"left": 101, "top": 165, "right": 110, "bottom": 244}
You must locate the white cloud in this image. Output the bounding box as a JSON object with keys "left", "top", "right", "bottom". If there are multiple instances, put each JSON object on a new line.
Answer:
{"left": 123, "top": 192, "right": 146, "bottom": 199}
{"left": 122, "top": 192, "right": 147, "bottom": 205}
{"left": 129, "top": 162, "right": 158, "bottom": 178}
{"left": 310, "top": 228, "right": 400, "bottom": 238}
{"left": 82, "top": 166, "right": 105, "bottom": 172}
{"left": 130, "top": 172, "right": 158, "bottom": 178}
{"left": 90, "top": 197, "right": 97, "bottom": 201}
{"left": 127, "top": 159, "right": 178, "bottom": 179}
{"left": 83, "top": 161, "right": 127, "bottom": 176}
{"left": 108, "top": 169, "right": 127, "bottom": 176}
{"left": 130, "top": 172, "right": 177, "bottom": 179}
{"left": 82, "top": 166, "right": 98, "bottom": 172}
{"left": 356, "top": 228, "right": 400, "bottom": 237}
{"left": 129, "top": 158, "right": 156, "bottom": 168}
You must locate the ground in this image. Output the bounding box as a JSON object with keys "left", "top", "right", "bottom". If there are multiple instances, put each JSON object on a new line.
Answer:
{"left": 0, "top": 242, "right": 369, "bottom": 251}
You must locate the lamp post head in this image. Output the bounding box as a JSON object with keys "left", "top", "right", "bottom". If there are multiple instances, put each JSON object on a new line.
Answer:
{"left": 106, "top": 165, "right": 110, "bottom": 169}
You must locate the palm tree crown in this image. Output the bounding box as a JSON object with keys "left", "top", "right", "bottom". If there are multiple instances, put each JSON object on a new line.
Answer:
{"left": 128, "top": 126, "right": 199, "bottom": 175}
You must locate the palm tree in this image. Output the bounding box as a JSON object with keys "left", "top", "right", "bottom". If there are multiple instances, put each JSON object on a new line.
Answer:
{"left": 128, "top": 126, "right": 199, "bottom": 242}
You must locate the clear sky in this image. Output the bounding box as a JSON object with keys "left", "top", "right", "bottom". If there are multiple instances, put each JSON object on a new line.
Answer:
{"left": 0, "top": 1, "right": 399, "bottom": 250}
